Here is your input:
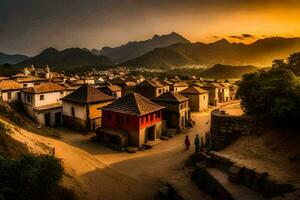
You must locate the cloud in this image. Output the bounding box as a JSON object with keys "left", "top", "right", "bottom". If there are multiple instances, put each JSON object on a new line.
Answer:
{"left": 229, "top": 34, "right": 256, "bottom": 40}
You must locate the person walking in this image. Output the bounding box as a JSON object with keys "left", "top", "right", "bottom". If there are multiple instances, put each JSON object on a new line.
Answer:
{"left": 194, "top": 134, "right": 200, "bottom": 153}
{"left": 185, "top": 135, "right": 191, "bottom": 150}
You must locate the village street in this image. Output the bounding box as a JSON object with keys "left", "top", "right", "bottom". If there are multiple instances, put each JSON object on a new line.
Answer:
{"left": 9, "top": 101, "right": 242, "bottom": 200}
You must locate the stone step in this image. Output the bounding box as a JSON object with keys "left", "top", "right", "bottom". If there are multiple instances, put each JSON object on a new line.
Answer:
{"left": 206, "top": 168, "right": 265, "bottom": 200}
{"left": 162, "top": 133, "right": 174, "bottom": 138}
{"left": 168, "top": 169, "right": 213, "bottom": 200}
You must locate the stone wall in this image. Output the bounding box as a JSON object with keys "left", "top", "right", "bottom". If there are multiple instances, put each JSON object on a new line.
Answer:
{"left": 193, "top": 152, "right": 297, "bottom": 199}
{"left": 209, "top": 109, "right": 255, "bottom": 151}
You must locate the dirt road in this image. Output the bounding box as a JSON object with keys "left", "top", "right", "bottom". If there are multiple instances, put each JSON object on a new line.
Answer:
{"left": 7, "top": 102, "right": 241, "bottom": 200}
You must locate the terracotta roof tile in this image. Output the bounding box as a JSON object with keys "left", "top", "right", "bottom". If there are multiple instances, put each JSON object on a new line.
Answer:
{"left": 62, "top": 84, "right": 115, "bottom": 104}
{"left": 22, "top": 82, "right": 67, "bottom": 94}
{"left": 180, "top": 86, "right": 208, "bottom": 94}
{"left": 102, "top": 92, "right": 164, "bottom": 116}
{"left": 0, "top": 80, "right": 22, "bottom": 91}
{"left": 153, "top": 92, "right": 188, "bottom": 103}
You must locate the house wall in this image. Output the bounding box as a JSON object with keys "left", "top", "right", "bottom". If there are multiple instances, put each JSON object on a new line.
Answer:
{"left": 102, "top": 110, "right": 163, "bottom": 147}
{"left": 174, "top": 86, "right": 188, "bottom": 92}
{"left": 0, "top": 90, "right": 21, "bottom": 103}
{"left": 62, "top": 101, "right": 87, "bottom": 120}
{"left": 33, "top": 91, "right": 66, "bottom": 107}
{"left": 35, "top": 108, "right": 62, "bottom": 126}
{"left": 181, "top": 93, "right": 208, "bottom": 112}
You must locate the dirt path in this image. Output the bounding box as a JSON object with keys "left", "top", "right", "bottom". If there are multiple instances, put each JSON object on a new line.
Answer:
{"left": 4, "top": 102, "right": 241, "bottom": 200}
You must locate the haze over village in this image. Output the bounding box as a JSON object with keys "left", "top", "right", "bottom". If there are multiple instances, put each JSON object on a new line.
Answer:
{"left": 0, "top": 1, "right": 300, "bottom": 200}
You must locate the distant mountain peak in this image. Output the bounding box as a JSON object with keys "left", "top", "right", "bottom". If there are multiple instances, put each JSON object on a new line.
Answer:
{"left": 96, "top": 32, "right": 190, "bottom": 63}
{"left": 41, "top": 47, "right": 60, "bottom": 55}
{"left": 212, "top": 38, "right": 231, "bottom": 45}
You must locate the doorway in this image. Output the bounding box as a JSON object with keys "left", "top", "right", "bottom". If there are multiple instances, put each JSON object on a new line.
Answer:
{"left": 55, "top": 112, "right": 61, "bottom": 126}
{"left": 145, "top": 126, "right": 155, "bottom": 143}
{"left": 44, "top": 113, "right": 51, "bottom": 126}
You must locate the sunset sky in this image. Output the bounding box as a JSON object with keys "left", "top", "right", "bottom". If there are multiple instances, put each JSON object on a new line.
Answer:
{"left": 1, "top": 0, "right": 300, "bottom": 55}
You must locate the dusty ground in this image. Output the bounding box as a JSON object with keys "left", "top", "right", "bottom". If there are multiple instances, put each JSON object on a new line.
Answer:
{"left": 0, "top": 102, "right": 239, "bottom": 200}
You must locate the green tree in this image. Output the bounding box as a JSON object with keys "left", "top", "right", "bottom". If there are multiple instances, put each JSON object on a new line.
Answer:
{"left": 237, "top": 67, "right": 300, "bottom": 127}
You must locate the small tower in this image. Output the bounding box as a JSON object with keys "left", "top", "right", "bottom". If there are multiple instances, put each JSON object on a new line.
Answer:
{"left": 45, "top": 65, "right": 52, "bottom": 80}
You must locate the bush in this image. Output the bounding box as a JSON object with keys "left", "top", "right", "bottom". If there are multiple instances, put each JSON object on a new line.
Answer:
{"left": 0, "top": 154, "right": 63, "bottom": 200}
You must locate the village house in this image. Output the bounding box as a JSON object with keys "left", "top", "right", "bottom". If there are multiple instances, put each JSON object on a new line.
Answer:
{"left": 202, "top": 83, "right": 222, "bottom": 106}
{"left": 135, "top": 79, "right": 169, "bottom": 99}
{"left": 62, "top": 84, "right": 115, "bottom": 131}
{"left": 21, "top": 82, "right": 67, "bottom": 126}
{"left": 171, "top": 81, "right": 189, "bottom": 92}
{"left": 15, "top": 76, "right": 48, "bottom": 88}
{"left": 96, "top": 93, "right": 164, "bottom": 148}
{"left": 180, "top": 86, "right": 209, "bottom": 112}
{"left": 0, "top": 80, "right": 22, "bottom": 103}
{"left": 229, "top": 84, "right": 238, "bottom": 100}
{"left": 98, "top": 84, "right": 122, "bottom": 98}
{"left": 218, "top": 83, "right": 230, "bottom": 102}
{"left": 153, "top": 92, "right": 190, "bottom": 130}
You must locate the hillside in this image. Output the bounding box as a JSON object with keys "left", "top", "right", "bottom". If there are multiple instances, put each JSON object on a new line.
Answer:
{"left": 0, "top": 52, "right": 28, "bottom": 65}
{"left": 123, "top": 37, "right": 300, "bottom": 68}
{"left": 94, "top": 32, "right": 191, "bottom": 63}
{"left": 17, "top": 47, "right": 112, "bottom": 71}
{"left": 200, "top": 64, "right": 258, "bottom": 79}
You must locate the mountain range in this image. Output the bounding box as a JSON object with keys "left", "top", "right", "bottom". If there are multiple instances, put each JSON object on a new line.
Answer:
{"left": 0, "top": 52, "right": 28, "bottom": 65}
{"left": 90, "top": 32, "right": 190, "bottom": 63}
{"left": 199, "top": 64, "right": 258, "bottom": 79}
{"left": 123, "top": 37, "right": 300, "bottom": 68}
{"left": 17, "top": 48, "right": 112, "bottom": 71}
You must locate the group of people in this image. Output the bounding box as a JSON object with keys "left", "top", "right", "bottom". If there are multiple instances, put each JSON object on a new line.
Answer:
{"left": 184, "top": 134, "right": 204, "bottom": 153}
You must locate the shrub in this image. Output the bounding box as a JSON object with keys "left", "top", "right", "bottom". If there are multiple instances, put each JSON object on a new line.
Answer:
{"left": 0, "top": 154, "right": 63, "bottom": 200}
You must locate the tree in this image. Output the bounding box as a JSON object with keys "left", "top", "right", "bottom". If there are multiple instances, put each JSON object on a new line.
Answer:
{"left": 272, "top": 59, "right": 286, "bottom": 68}
{"left": 287, "top": 52, "right": 300, "bottom": 66}
{"left": 237, "top": 67, "right": 300, "bottom": 127}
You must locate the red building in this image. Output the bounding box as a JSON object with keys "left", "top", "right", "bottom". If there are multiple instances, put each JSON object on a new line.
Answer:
{"left": 96, "top": 92, "right": 164, "bottom": 149}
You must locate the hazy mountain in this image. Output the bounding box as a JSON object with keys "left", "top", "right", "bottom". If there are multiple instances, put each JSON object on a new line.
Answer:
{"left": 0, "top": 52, "right": 29, "bottom": 64}
{"left": 123, "top": 37, "right": 300, "bottom": 68}
{"left": 93, "top": 32, "right": 190, "bottom": 63}
{"left": 18, "top": 47, "right": 112, "bottom": 71}
{"left": 200, "top": 64, "right": 258, "bottom": 79}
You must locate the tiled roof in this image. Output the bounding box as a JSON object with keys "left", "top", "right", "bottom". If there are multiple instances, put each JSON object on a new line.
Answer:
{"left": 136, "top": 79, "right": 164, "bottom": 88}
{"left": 180, "top": 86, "right": 208, "bottom": 94}
{"left": 174, "top": 81, "right": 188, "bottom": 87}
{"left": 153, "top": 92, "right": 188, "bottom": 103}
{"left": 102, "top": 92, "right": 164, "bottom": 116}
{"left": 204, "top": 83, "right": 225, "bottom": 89}
{"left": 0, "top": 80, "right": 22, "bottom": 91}
{"left": 22, "top": 82, "right": 67, "bottom": 94}
{"left": 107, "top": 85, "right": 122, "bottom": 92}
{"left": 16, "top": 76, "right": 47, "bottom": 83}
{"left": 62, "top": 84, "right": 115, "bottom": 104}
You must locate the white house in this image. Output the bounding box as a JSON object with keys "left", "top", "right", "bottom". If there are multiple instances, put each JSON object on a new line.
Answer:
{"left": 0, "top": 80, "right": 22, "bottom": 103}
{"left": 16, "top": 76, "right": 48, "bottom": 88}
{"left": 21, "top": 82, "right": 67, "bottom": 126}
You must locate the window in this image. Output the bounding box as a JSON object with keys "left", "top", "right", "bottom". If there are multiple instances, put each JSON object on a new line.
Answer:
{"left": 71, "top": 107, "right": 75, "bottom": 117}
{"left": 141, "top": 117, "right": 144, "bottom": 123}
{"left": 146, "top": 115, "right": 149, "bottom": 122}
{"left": 203, "top": 96, "right": 205, "bottom": 99}
{"left": 150, "top": 114, "right": 153, "bottom": 121}
{"left": 158, "top": 89, "right": 162, "bottom": 94}
{"left": 40, "top": 95, "right": 44, "bottom": 101}
{"left": 126, "top": 117, "right": 129, "bottom": 124}
{"left": 34, "top": 83, "right": 40, "bottom": 85}
{"left": 108, "top": 114, "right": 111, "bottom": 121}
{"left": 157, "top": 111, "right": 160, "bottom": 118}
{"left": 60, "top": 91, "right": 64, "bottom": 95}
{"left": 23, "top": 84, "right": 27, "bottom": 88}
{"left": 7, "top": 92, "right": 11, "bottom": 100}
